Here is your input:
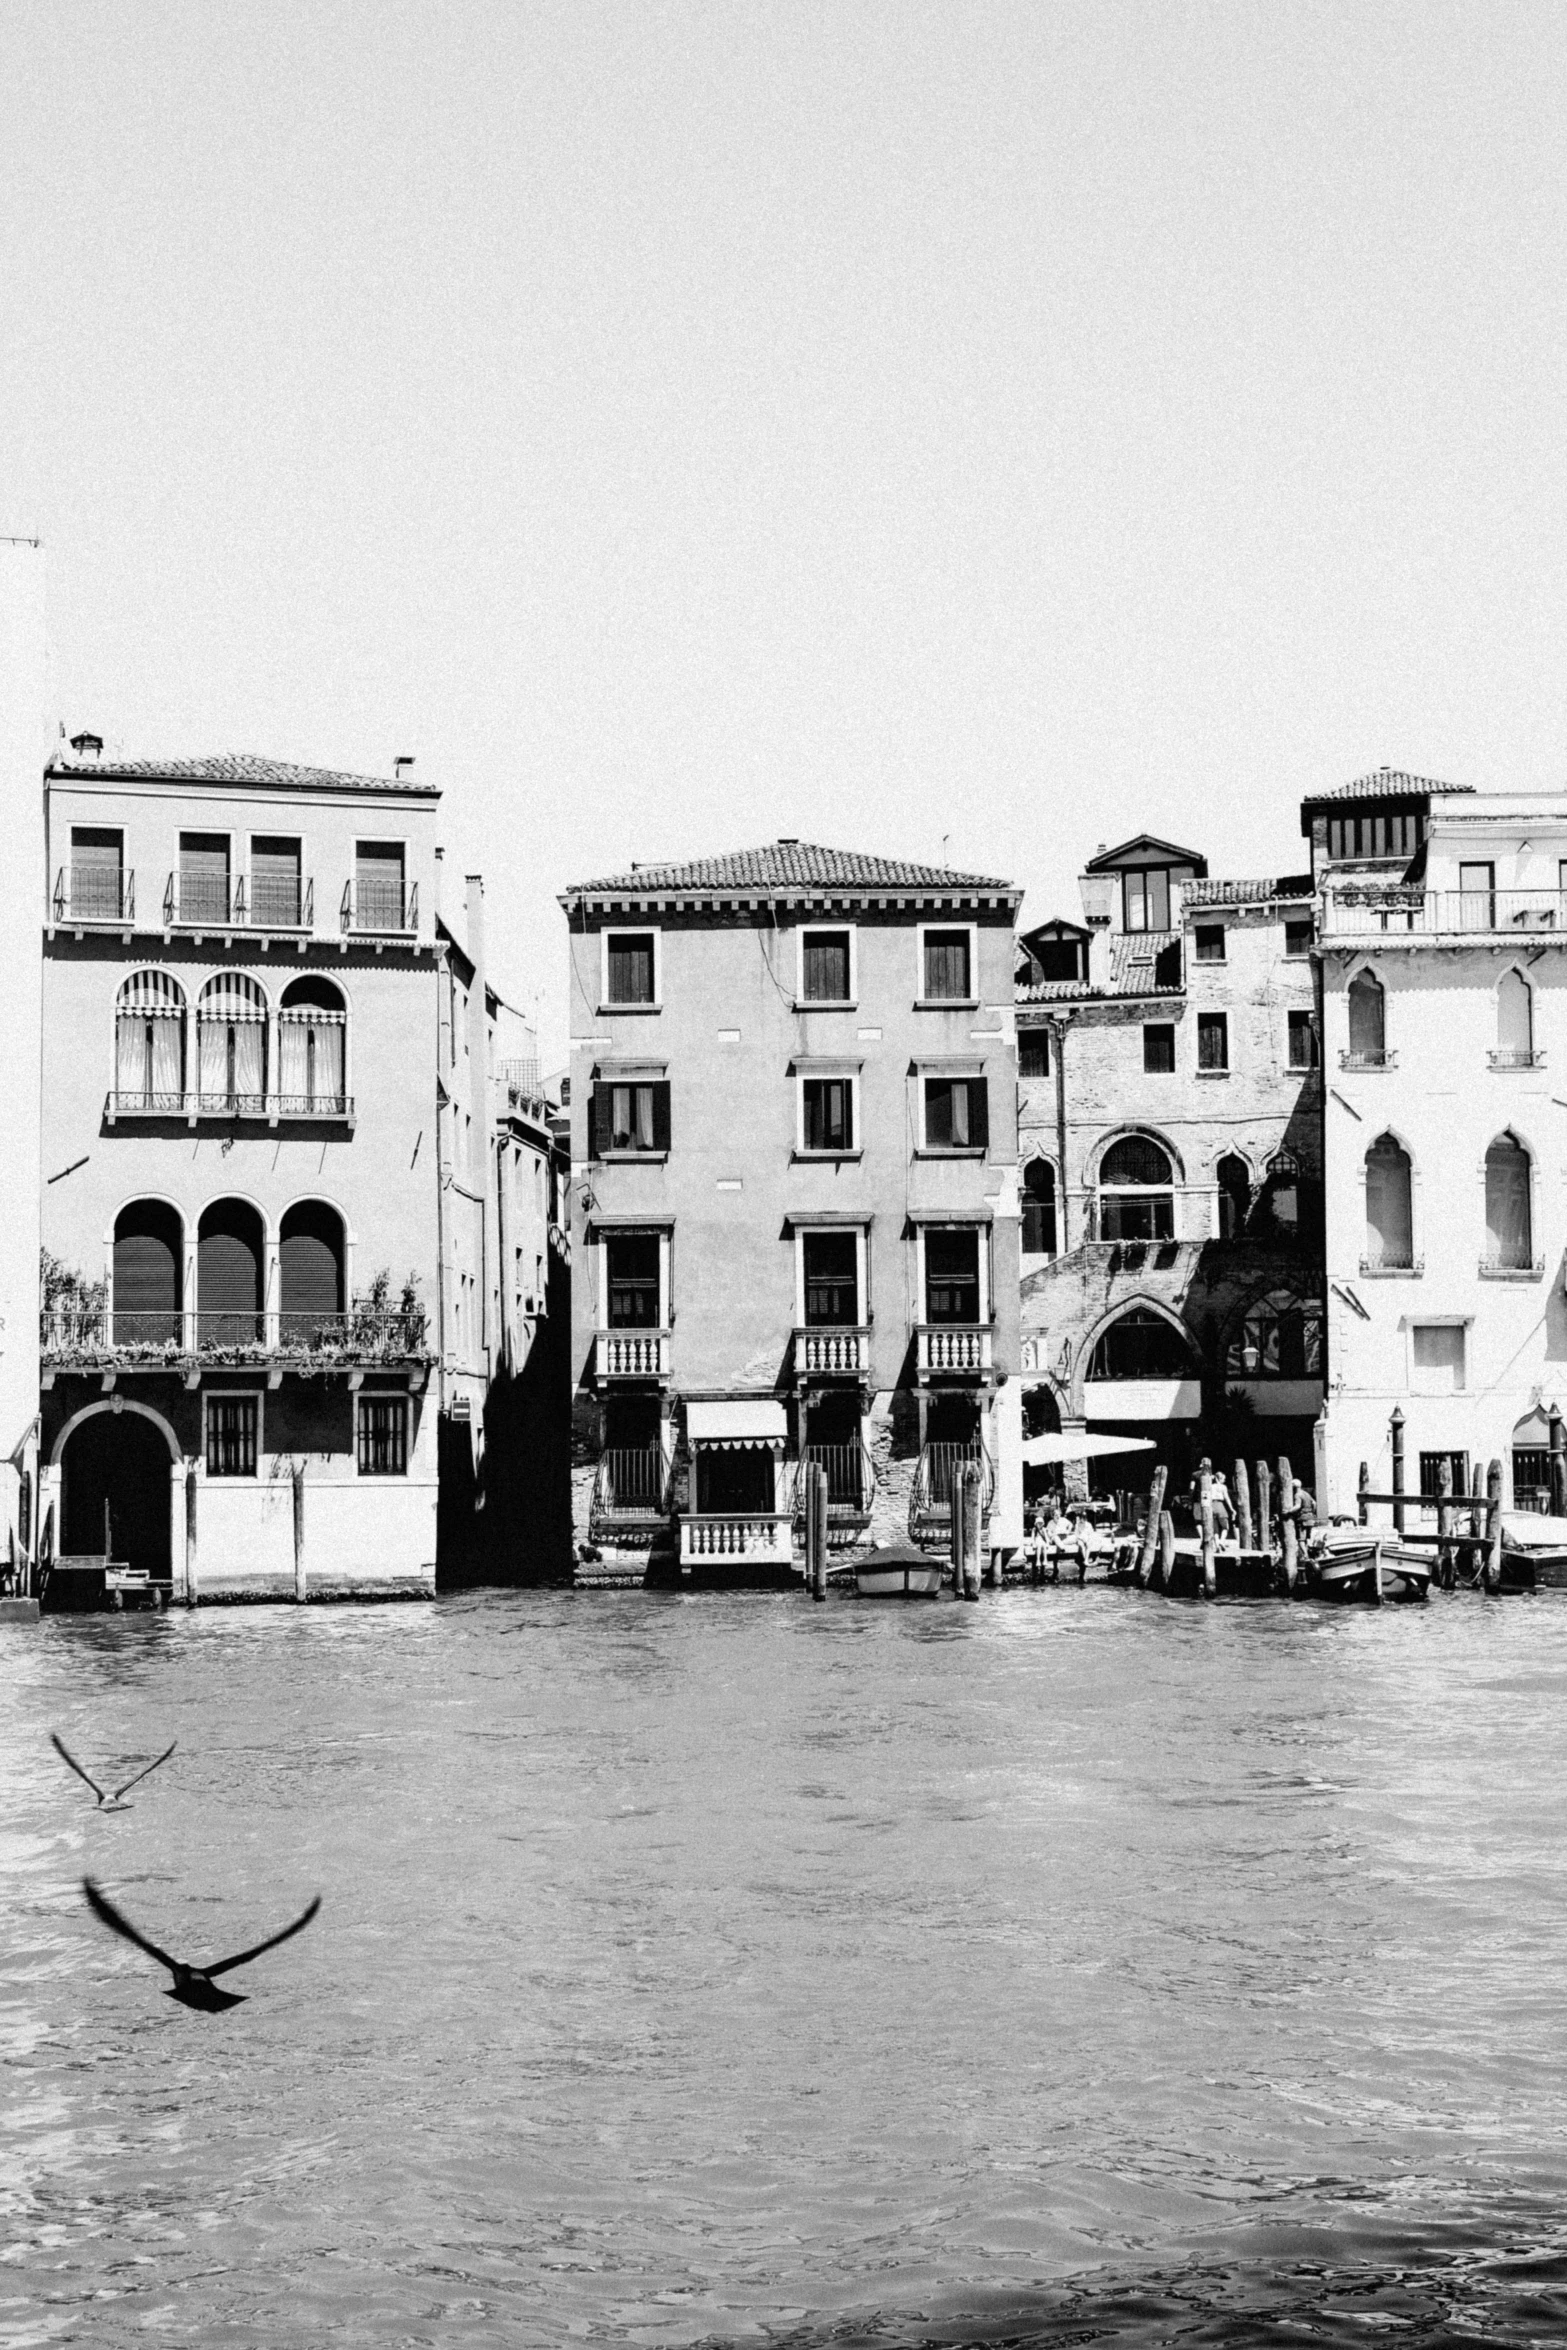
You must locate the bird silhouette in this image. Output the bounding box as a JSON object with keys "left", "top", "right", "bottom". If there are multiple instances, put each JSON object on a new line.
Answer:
{"left": 52, "top": 1733, "right": 177, "bottom": 1811}
{"left": 82, "top": 1878, "right": 322, "bottom": 2012}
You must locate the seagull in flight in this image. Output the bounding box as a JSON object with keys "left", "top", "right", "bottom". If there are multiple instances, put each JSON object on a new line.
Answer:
{"left": 52, "top": 1733, "right": 177, "bottom": 1811}
{"left": 82, "top": 1878, "right": 322, "bottom": 2012}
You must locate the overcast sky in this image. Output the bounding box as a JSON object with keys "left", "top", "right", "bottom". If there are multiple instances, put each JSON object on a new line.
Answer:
{"left": 5, "top": 2, "right": 1566, "bottom": 1057}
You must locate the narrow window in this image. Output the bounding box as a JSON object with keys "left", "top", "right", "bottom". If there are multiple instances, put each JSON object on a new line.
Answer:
{"left": 606, "top": 932, "right": 656, "bottom": 1004}
{"left": 1021, "top": 1161, "right": 1057, "bottom": 1256}
{"left": 206, "top": 1397, "right": 258, "bottom": 1477}
{"left": 801, "top": 929, "right": 851, "bottom": 1003}
{"left": 924, "top": 1229, "right": 980, "bottom": 1323}
{"left": 922, "top": 929, "right": 971, "bottom": 1000}
{"left": 1496, "top": 971, "right": 1533, "bottom": 1066}
{"left": 802, "top": 1232, "right": 858, "bottom": 1326}
{"left": 357, "top": 1397, "right": 409, "bottom": 1475}
{"left": 803, "top": 1078, "right": 853, "bottom": 1152}
{"left": 1287, "top": 1010, "right": 1319, "bottom": 1069}
{"left": 605, "top": 1234, "right": 660, "bottom": 1327}
{"left": 251, "top": 836, "right": 303, "bottom": 927}
{"left": 1217, "top": 1154, "right": 1251, "bottom": 1240}
{"left": 1193, "top": 924, "right": 1226, "bottom": 963}
{"left": 1018, "top": 1030, "right": 1050, "bottom": 1078}
{"left": 1364, "top": 1135, "right": 1413, "bottom": 1268}
{"left": 180, "top": 832, "right": 230, "bottom": 924}
{"left": 1485, "top": 1134, "right": 1532, "bottom": 1269}
{"left": 1197, "top": 1012, "right": 1229, "bottom": 1071}
{"left": 1284, "top": 918, "right": 1312, "bottom": 957}
{"left": 1143, "top": 1023, "right": 1175, "bottom": 1073}
{"left": 355, "top": 842, "right": 407, "bottom": 931}
{"left": 70, "top": 827, "right": 125, "bottom": 919}
{"left": 1458, "top": 861, "right": 1495, "bottom": 931}
{"left": 1347, "top": 970, "right": 1386, "bottom": 1063}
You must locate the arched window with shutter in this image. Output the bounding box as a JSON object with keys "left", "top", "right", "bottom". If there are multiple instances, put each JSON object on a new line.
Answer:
{"left": 114, "top": 972, "right": 186, "bottom": 1111}
{"left": 196, "top": 973, "right": 268, "bottom": 1112}
{"left": 1495, "top": 971, "right": 1534, "bottom": 1069}
{"left": 1021, "top": 1159, "right": 1057, "bottom": 1256}
{"left": 1364, "top": 1134, "right": 1413, "bottom": 1269}
{"left": 279, "top": 976, "right": 348, "bottom": 1113}
{"left": 1484, "top": 1133, "right": 1533, "bottom": 1271}
{"left": 1347, "top": 969, "right": 1387, "bottom": 1066}
{"left": 279, "top": 1201, "right": 345, "bottom": 1340}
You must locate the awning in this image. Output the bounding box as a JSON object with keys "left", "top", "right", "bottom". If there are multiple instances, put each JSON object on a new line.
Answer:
{"left": 684, "top": 1399, "right": 787, "bottom": 1449}
{"left": 1022, "top": 1432, "right": 1155, "bottom": 1467}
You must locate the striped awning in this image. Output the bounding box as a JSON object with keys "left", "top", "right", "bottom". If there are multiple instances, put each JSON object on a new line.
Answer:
{"left": 685, "top": 1399, "right": 787, "bottom": 1449}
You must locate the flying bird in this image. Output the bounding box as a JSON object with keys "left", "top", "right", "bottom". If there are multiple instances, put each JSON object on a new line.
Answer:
{"left": 52, "top": 1733, "right": 177, "bottom": 1811}
{"left": 82, "top": 1878, "right": 322, "bottom": 2012}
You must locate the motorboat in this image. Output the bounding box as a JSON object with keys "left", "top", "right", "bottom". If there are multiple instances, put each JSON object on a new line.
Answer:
{"left": 1302, "top": 1521, "right": 1430, "bottom": 1604}
{"left": 855, "top": 1545, "right": 945, "bottom": 1597}
{"left": 1497, "top": 1511, "right": 1567, "bottom": 1591}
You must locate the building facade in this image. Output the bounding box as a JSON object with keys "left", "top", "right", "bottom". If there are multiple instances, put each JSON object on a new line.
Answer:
{"left": 1313, "top": 769, "right": 1567, "bottom": 1519}
{"left": 562, "top": 840, "right": 1024, "bottom": 1578}
{"left": 1015, "top": 833, "right": 1324, "bottom": 1498}
{"left": 0, "top": 541, "right": 45, "bottom": 1585}
{"left": 39, "top": 740, "right": 450, "bottom": 1599}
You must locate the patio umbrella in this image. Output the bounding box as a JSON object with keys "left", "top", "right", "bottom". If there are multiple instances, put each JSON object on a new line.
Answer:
{"left": 1021, "top": 1431, "right": 1157, "bottom": 1468}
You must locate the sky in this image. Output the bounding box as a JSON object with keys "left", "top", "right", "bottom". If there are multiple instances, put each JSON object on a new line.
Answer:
{"left": 4, "top": 1, "right": 1567, "bottom": 1061}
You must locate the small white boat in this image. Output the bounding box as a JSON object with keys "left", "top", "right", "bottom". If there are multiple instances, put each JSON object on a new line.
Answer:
{"left": 856, "top": 1547, "right": 944, "bottom": 1597}
{"left": 1304, "top": 1523, "right": 1430, "bottom": 1604}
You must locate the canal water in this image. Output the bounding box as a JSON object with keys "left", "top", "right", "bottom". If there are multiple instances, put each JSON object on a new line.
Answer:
{"left": 4, "top": 1588, "right": 1567, "bottom": 2347}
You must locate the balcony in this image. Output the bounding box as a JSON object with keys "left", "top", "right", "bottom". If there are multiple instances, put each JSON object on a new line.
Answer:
{"left": 1323, "top": 885, "right": 1567, "bottom": 942}
{"left": 40, "top": 1303, "right": 429, "bottom": 1372}
{"left": 342, "top": 879, "right": 418, "bottom": 937}
{"left": 679, "top": 1513, "right": 794, "bottom": 1565}
{"left": 794, "top": 1325, "right": 870, "bottom": 1378}
{"left": 596, "top": 1327, "right": 671, "bottom": 1380}
{"left": 164, "top": 873, "right": 315, "bottom": 932}
{"left": 916, "top": 1323, "right": 993, "bottom": 1377}
{"left": 908, "top": 1441, "right": 994, "bottom": 1546}
{"left": 249, "top": 874, "right": 314, "bottom": 932}
{"left": 1488, "top": 1048, "right": 1545, "bottom": 1070}
{"left": 104, "top": 1089, "right": 353, "bottom": 1126}
{"left": 589, "top": 1448, "right": 672, "bottom": 1543}
{"left": 1339, "top": 1050, "right": 1396, "bottom": 1072}
{"left": 53, "top": 865, "right": 133, "bottom": 927}
{"left": 792, "top": 1441, "right": 875, "bottom": 1539}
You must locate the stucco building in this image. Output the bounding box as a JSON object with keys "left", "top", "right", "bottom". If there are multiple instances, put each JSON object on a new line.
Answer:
{"left": 562, "top": 839, "right": 1024, "bottom": 1578}
{"left": 1015, "top": 833, "right": 1324, "bottom": 1498}
{"left": 1312, "top": 769, "right": 1567, "bottom": 1518}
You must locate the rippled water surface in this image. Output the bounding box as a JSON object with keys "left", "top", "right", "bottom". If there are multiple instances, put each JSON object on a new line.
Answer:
{"left": 4, "top": 1587, "right": 1567, "bottom": 2346}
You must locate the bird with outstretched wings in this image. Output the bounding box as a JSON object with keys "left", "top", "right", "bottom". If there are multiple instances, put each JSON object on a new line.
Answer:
{"left": 52, "top": 1733, "right": 177, "bottom": 1811}
{"left": 82, "top": 1878, "right": 322, "bottom": 2012}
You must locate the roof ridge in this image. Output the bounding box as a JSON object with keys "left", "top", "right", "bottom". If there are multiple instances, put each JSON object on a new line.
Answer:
{"left": 564, "top": 835, "right": 1015, "bottom": 895}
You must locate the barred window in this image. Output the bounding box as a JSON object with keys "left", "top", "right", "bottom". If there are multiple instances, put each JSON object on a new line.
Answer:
{"left": 358, "top": 1396, "right": 408, "bottom": 1476}
{"left": 206, "top": 1396, "right": 258, "bottom": 1478}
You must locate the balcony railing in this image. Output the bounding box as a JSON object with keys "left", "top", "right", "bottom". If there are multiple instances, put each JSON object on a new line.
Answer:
{"left": 166, "top": 873, "right": 245, "bottom": 928}
{"left": 909, "top": 1442, "right": 994, "bottom": 1545}
{"left": 1324, "top": 886, "right": 1567, "bottom": 940}
{"left": 1339, "top": 1049, "right": 1396, "bottom": 1071}
{"left": 248, "top": 875, "right": 313, "bottom": 930}
{"left": 794, "top": 1326, "right": 870, "bottom": 1377}
{"left": 589, "top": 1449, "right": 671, "bottom": 1541}
{"left": 1478, "top": 1255, "right": 1545, "bottom": 1280}
{"left": 916, "top": 1323, "right": 993, "bottom": 1376}
{"left": 54, "top": 865, "right": 134, "bottom": 925}
{"left": 679, "top": 1513, "right": 794, "bottom": 1564}
{"left": 105, "top": 1090, "right": 353, "bottom": 1124}
{"left": 596, "top": 1327, "right": 672, "bottom": 1380}
{"left": 342, "top": 879, "right": 418, "bottom": 936}
{"left": 41, "top": 1304, "right": 429, "bottom": 1365}
{"left": 792, "top": 1441, "right": 874, "bottom": 1518}
{"left": 1488, "top": 1048, "right": 1544, "bottom": 1070}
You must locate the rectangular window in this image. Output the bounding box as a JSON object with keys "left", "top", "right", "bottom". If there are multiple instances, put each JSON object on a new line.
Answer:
{"left": 1418, "top": 1445, "right": 1470, "bottom": 1495}
{"left": 1413, "top": 1329, "right": 1467, "bottom": 1397}
{"left": 357, "top": 1397, "right": 408, "bottom": 1476}
{"left": 1123, "top": 869, "right": 1170, "bottom": 932}
{"left": 922, "top": 928, "right": 971, "bottom": 1000}
{"left": 1193, "top": 924, "right": 1226, "bottom": 962}
{"left": 1287, "top": 1010, "right": 1319, "bottom": 1069}
{"left": 1018, "top": 1030, "right": 1050, "bottom": 1078}
{"left": 1143, "top": 1023, "right": 1175, "bottom": 1073}
{"left": 1197, "top": 1012, "right": 1229, "bottom": 1071}
{"left": 69, "top": 827, "right": 125, "bottom": 918}
{"left": 803, "top": 1231, "right": 858, "bottom": 1326}
{"left": 251, "top": 835, "right": 303, "bottom": 927}
{"left": 1284, "top": 918, "right": 1312, "bottom": 957}
{"left": 605, "top": 1233, "right": 661, "bottom": 1327}
{"left": 590, "top": 1080, "right": 669, "bottom": 1156}
{"left": 923, "top": 1077, "right": 989, "bottom": 1150}
{"left": 924, "top": 1228, "right": 980, "bottom": 1324}
{"left": 802, "top": 1077, "right": 854, "bottom": 1153}
{"left": 180, "top": 832, "right": 230, "bottom": 924}
{"left": 606, "top": 932, "right": 657, "bottom": 1004}
{"left": 801, "top": 928, "right": 852, "bottom": 1003}
{"left": 355, "top": 841, "right": 407, "bottom": 930}
{"left": 206, "top": 1396, "right": 258, "bottom": 1478}
{"left": 1458, "top": 861, "right": 1495, "bottom": 931}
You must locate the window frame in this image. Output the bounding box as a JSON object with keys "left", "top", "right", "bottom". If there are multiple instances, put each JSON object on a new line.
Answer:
{"left": 202, "top": 1390, "right": 262, "bottom": 1479}
{"left": 1287, "top": 1008, "right": 1320, "bottom": 1070}
{"left": 794, "top": 1224, "right": 868, "bottom": 1329}
{"left": 919, "top": 1072, "right": 990, "bottom": 1154}
{"left": 590, "top": 1070, "right": 671, "bottom": 1159}
{"left": 356, "top": 1392, "right": 410, "bottom": 1477}
{"left": 1283, "top": 917, "right": 1312, "bottom": 958}
{"left": 1122, "top": 868, "right": 1171, "bottom": 933}
{"left": 1017, "top": 1027, "right": 1050, "bottom": 1079}
{"left": 918, "top": 1222, "right": 989, "bottom": 1326}
{"left": 796, "top": 922, "right": 857, "bottom": 1008}
{"left": 600, "top": 926, "right": 662, "bottom": 1012}
{"left": 1193, "top": 923, "right": 1227, "bottom": 963}
{"left": 1196, "top": 1011, "right": 1230, "bottom": 1074}
{"left": 796, "top": 1069, "right": 861, "bottom": 1158}
{"left": 1143, "top": 1023, "right": 1176, "bottom": 1074}
{"left": 916, "top": 921, "right": 979, "bottom": 1007}
{"left": 597, "top": 1226, "right": 671, "bottom": 1331}
{"left": 247, "top": 829, "right": 309, "bottom": 929}
{"left": 1409, "top": 1325, "right": 1470, "bottom": 1400}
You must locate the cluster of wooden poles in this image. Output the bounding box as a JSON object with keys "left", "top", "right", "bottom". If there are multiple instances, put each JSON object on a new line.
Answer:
{"left": 1119, "top": 1458, "right": 1310, "bottom": 1599}
{"left": 1357, "top": 1448, "right": 1505, "bottom": 1592}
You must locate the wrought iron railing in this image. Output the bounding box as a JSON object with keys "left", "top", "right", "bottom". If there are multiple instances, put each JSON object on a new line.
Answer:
{"left": 166, "top": 873, "right": 244, "bottom": 926}
{"left": 792, "top": 1442, "right": 873, "bottom": 1516}
{"left": 911, "top": 1442, "right": 995, "bottom": 1518}
{"left": 249, "top": 874, "right": 313, "bottom": 929}
{"left": 54, "top": 865, "right": 133, "bottom": 923}
{"left": 341, "top": 879, "right": 418, "bottom": 934}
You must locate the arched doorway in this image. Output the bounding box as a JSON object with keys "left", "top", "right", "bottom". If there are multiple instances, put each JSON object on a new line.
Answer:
{"left": 60, "top": 1409, "right": 173, "bottom": 1577}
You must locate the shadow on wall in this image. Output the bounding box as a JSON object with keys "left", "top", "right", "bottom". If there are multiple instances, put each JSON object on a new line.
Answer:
{"left": 437, "top": 1240, "right": 574, "bottom": 1590}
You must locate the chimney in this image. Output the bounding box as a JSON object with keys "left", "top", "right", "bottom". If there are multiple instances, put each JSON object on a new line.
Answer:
{"left": 69, "top": 731, "right": 102, "bottom": 761}
{"left": 395, "top": 754, "right": 414, "bottom": 780}
{"left": 433, "top": 844, "right": 444, "bottom": 926}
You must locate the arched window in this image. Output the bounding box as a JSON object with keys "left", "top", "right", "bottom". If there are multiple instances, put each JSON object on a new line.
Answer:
{"left": 1021, "top": 1160, "right": 1057, "bottom": 1256}
{"left": 1226, "top": 1290, "right": 1323, "bottom": 1379}
{"left": 1347, "top": 969, "right": 1386, "bottom": 1065}
{"left": 1216, "top": 1153, "right": 1251, "bottom": 1240}
{"left": 1088, "top": 1306, "right": 1195, "bottom": 1381}
{"left": 113, "top": 1201, "right": 182, "bottom": 1345}
{"left": 1364, "top": 1134, "right": 1413, "bottom": 1269}
{"left": 114, "top": 972, "right": 185, "bottom": 1110}
{"left": 1496, "top": 971, "right": 1534, "bottom": 1068}
{"left": 196, "top": 974, "right": 268, "bottom": 1111}
{"left": 279, "top": 976, "right": 348, "bottom": 1114}
{"left": 280, "top": 1201, "right": 345, "bottom": 1339}
{"left": 1097, "top": 1134, "right": 1175, "bottom": 1241}
{"left": 197, "top": 1200, "right": 264, "bottom": 1345}
{"left": 1484, "top": 1133, "right": 1533, "bottom": 1270}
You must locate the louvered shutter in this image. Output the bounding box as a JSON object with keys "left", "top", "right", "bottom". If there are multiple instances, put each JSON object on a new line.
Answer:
{"left": 652, "top": 1082, "right": 671, "bottom": 1150}
{"left": 591, "top": 1083, "right": 612, "bottom": 1159}
{"left": 969, "top": 1079, "right": 989, "bottom": 1150}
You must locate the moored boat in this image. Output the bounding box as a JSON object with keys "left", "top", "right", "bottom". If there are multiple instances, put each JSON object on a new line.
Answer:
{"left": 1497, "top": 1511, "right": 1567, "bottom": 1591}
{"left": 856, "top": 1546, "right": 944, "bottom": 1597}
{"left": 1303, "top": 1523, "right": 1430, "bottom": 1604}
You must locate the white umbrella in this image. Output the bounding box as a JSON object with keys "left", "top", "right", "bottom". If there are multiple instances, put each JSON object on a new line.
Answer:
{"left": 1021, "top": 1431, "right": 1157, "bottom": 1468}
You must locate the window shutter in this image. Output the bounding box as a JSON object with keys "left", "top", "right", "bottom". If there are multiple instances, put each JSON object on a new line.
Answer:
{"left": 591, "top": 1083, "right": 612, "bottom": 1160}
{"left": 969, "top": 1079, "right": 989, "bottom": 1150}
{"left": 652, "top": 1082, "right": 671, "bottom": 1151}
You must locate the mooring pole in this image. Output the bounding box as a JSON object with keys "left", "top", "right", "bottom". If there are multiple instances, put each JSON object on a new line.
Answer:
{"left": 184, "top": 1461, "right": 199, "bottom": 1609}
{"left": 1437, "top": 1455, "right": 1454, "bottom": 1590}
{"left": 1157, "top": 1509, "right": 1176, "bottom": 1594}
{"left": 1255, "top": 1458, "right": 1273, "bottom": 1564}
{"left": 1486, "top": 1456, "right": 1503, "bottom": 1595}
{"left": 1279, "top": 1456, "right": 1298, "bottom": 1595}
{"left": 1390, "top": 1407, "right": 1405, "bottom": 1536}
{"left": 1235, "top": 1458, "right": 1253, "bottom": 1555}
{"left": 961, "top": 1465, "right": 982, "bottom": 1601}
{"left": 812, "top": 1464, "right": 828, "bottom": 1600}
{"left": 292, "top": 1462, "right": 307, "bottom": 1603}
{"left": 1551, "top": 1405, "right": 1567, "bottom": 1517}
{"left": 1135, "top": 1466, "right": 1167, "bottom": 1587}
{"left": 1199, "top": 1479, "right": 1216, "bottom": 1599}
{"left": 1357, "top": 1461, "right": 1369, "bottom": 1529}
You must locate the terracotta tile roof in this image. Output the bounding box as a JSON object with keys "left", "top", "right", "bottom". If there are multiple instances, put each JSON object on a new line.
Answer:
{"left": 1184, "top": 874, "right": 1314, "bottom": 907}
{"left": 46, "top": 752, "right": 439, "bottom": 797}
{"left": 564, "top": 838, "right": 1014, "bottom": 895}
{"left": 1015, "top": 930, "right": 1184, "bottom": 1005}
{"left": 1302, "top": 766, "right": 1469, "bottom": 807}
